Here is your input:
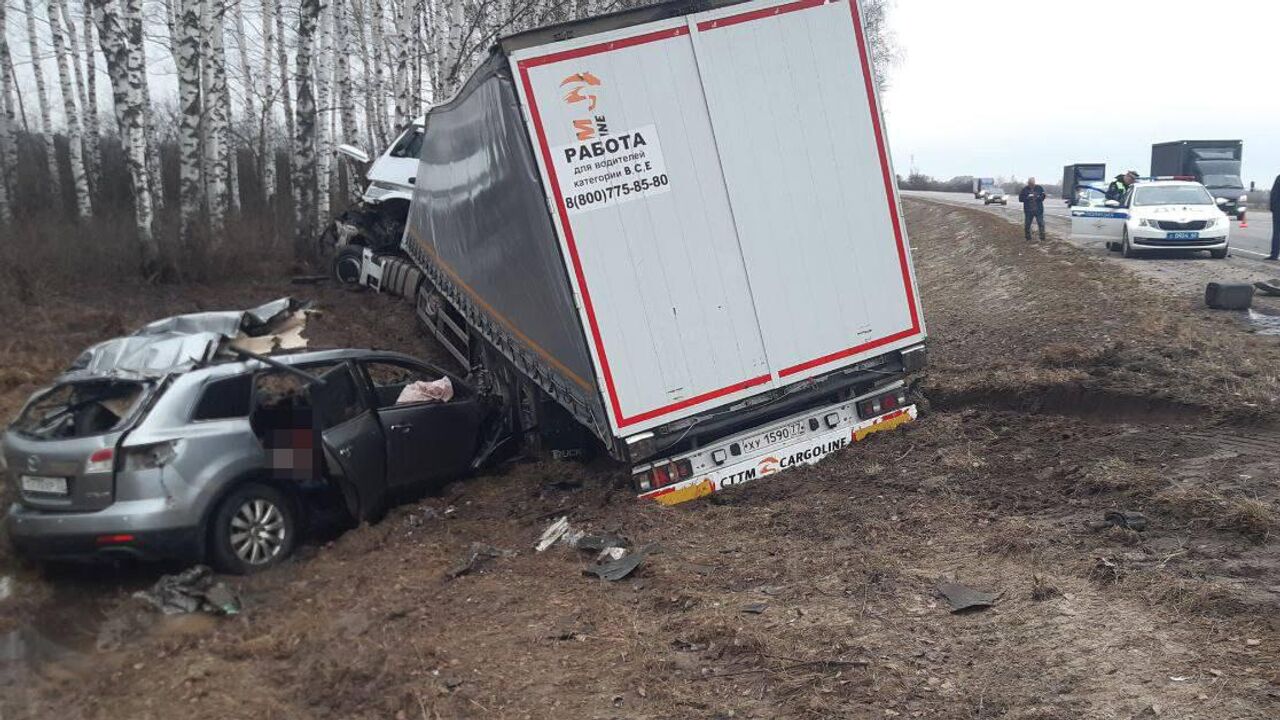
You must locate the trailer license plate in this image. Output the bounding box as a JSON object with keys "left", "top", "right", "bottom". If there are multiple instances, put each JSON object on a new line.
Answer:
{"left": 21, "top": 475, "right": 68, "bottom": 495}
{"left": 739, "top": 420, "right": 807, "bottom": 453}
{"left": 1167, "top": 231, "right": 1199, "bottom": 240}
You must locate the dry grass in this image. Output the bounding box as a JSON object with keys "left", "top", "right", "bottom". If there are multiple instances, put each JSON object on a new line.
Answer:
{"left": 1154, "top": 484, "right": 1277, "bottom": 541}
{"left": 1071, "top": 457, "right": 1165, "bottom": 497}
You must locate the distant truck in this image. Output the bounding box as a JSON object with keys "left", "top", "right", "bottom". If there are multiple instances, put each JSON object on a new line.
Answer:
{"left": 386, "top": 0, "right": 927, "bottom": 504}
{"left": 972, "top": 177, "right": 997, "bottom": 199}
{"left": 1151, "top": 141, "right": 1247, "bottom": 220}
{"left": 1062, "top": 163, "right": 1106, "bottom": 206}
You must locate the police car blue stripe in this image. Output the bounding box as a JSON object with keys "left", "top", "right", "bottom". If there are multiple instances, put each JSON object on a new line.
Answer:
{"left": 1071, "top": 211, "right": 1129, "bottom": 219}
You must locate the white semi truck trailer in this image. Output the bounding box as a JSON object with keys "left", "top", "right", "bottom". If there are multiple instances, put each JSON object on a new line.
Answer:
{"left": 397, "top": 0, "right": 927, "bottom": 504}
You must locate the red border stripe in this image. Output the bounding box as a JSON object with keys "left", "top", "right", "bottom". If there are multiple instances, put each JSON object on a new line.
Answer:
{"left": 696, "top": 0, "right": 827, "bottom": 31}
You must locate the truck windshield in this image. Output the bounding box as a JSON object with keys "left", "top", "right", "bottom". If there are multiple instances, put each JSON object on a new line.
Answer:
{"left": 13, "top": 380, "right": 149, "bottom": 440}
{"left": 1195, "top": 161, "right": 1243, "bottom": 189}
{"left": 389, "top": 128, "right": 424, "bottom": 159}
{"left": 1132, "top": 186, "right": 1215, "bottom": 207}
{"left": 1078, "top": 167, "right": 1105, "bottom": 181}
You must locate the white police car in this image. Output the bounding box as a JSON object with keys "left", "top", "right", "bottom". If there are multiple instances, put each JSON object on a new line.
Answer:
{"left": 1070, "top": 179, "right": 1230, "bottom": 259}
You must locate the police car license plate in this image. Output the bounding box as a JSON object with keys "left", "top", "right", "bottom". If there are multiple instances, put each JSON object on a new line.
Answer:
{"left": 21, "top": 475, "right": 68, "bottom": 495}
{"left": 1167, "top": 231, "right": 1199, "bottom": 240}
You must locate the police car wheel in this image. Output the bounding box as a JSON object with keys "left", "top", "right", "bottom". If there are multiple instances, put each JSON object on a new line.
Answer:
{"left": 1121, "top": 229, "right": 1137, "bottom": 258}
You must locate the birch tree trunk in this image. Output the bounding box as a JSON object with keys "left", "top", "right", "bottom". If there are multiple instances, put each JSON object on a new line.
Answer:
{"left": 91, "top": 0, "right": 159, "bottom": 275}
{"left": 63, "top": 0, "right": 99, "bottom": 190}
{"left": 293, "top": 0, "right": 319, "bottom": 262}
{"left": 276, "top": 0, "right": 294, "bottom": 148}
{"left": 334, "top": 0, "right": 360, "bottom": 202}
{"left": 124, "top": 0, "right": 163, "bottom": 209}
{"left": 49, "top": 0, "right": 93, "bottom": 220}
{"left": 23, "top": 0, "right": 63, "bottom": 208}
{"left": 232, "top": 0, "right": 253, "bottom": 213}
{"left": 176, "top": 0, "right": 202, "bottom": 246}
{"left": 391, "top": 0, "right": 412, "bottom": 128}
{"left": 82, "top": 1, "right": 100, "bottom": 176}
{"left": 368, "top": 0, "right": 387, "bottom": 145}
{"left": 259, "top": 0, "right": 277, "bottom": 206}
{"left": 0, "top": 0, "right": 13, "bottom": 224}
{"left": 354, "top": 0, "right": 379, "bottom": 151}
{"left": 204, "top": 0, "right": 229, "bottom": 233}
{"left": 315, "top": 0, "right": 332, "bottom": 221}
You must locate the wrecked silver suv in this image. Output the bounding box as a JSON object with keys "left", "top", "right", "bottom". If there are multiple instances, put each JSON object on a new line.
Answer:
{"left": 2, "top": 299, "right": 490, "bottom": 573}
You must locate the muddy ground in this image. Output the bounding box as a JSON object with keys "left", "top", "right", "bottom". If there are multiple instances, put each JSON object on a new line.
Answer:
{"left": 3, "top": 199, "right": 1280, "bottom": 718}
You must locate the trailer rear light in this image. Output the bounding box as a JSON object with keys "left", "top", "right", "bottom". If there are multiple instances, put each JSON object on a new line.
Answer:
{"left": 638, "top": 458, "right": 694, "bottom": 491}
{"left": 84, "top": 448, "right": 115, "bottom": 474}
{"left": 857, "top": 389, "right": 907, "bottom": 419}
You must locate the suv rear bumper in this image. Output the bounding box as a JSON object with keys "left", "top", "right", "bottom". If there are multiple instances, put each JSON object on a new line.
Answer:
{"left": 6, "top": 499, "right": 202, "bottom": 563}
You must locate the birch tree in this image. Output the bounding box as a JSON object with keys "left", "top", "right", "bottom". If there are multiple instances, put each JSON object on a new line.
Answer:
{"left": 124, "top": 0, "right": 162, "bottom": 209}
{"left": 259, "top": 0, "right": 277, "bottom": 205}
{"left": 275, "top": 0, "right": 293, "bottom": 147}
{"left": 48, "top": 0, "right": 92, "bottom": 219}
{"left": 23, "top": 0, "right": 63, "bottom": 207}
{"left": 0, "top": 0, "right": 13, "bottom": 224}
{"left": 62, "top": 0, "right": 99, "bottom": 189}
{"left": 315, "top": 0, "right": 332, "bottom": 220}
{"left": 175, "top": 0, "right": 202, "bottom": 245}
{"left": 82, "top": 1, "right": 100, "bottom": 184}
{"left": 334, "top": 0, "right": 360, "bottom": 200}
{"left": 231, "top": 0, "right": 253, "bottom": 213}
{"left": 292, "top": 0, "right": 319, "bottom": 261}
{"left": 204, "top": 0, "right": 229, "bottom": 232}
{"left": 91, "top": 0, "right": 159, "bottom": 275}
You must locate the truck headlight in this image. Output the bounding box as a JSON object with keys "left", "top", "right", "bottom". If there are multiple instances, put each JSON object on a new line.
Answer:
{"left": 1238, "top": 195, "right": 1248, "bottom": 203}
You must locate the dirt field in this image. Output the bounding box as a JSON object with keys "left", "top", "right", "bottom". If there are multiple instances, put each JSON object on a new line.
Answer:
{"left": 3, "top": 199, "right": 1280, "bottom": 718}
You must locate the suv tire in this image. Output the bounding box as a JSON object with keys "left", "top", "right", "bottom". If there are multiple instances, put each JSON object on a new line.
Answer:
{"left": 210, "top": 482, "right": 298, "bottom": 574}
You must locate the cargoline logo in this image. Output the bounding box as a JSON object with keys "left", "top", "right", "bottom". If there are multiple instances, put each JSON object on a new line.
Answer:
{"left": 560, "top": 71, "right": 608, "bottom": 141}
{"left": 758, "top": 456, "right": 781, "bottom": 477}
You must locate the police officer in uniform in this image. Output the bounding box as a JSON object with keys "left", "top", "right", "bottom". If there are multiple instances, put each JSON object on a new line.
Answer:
{"left": 1106, "top": 170, "right": 1138, "bottom": 203}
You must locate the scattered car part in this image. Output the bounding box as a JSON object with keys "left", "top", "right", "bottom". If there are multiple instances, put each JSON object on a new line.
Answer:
{"left": 1102, "top": 510, "right": 1148, "bottom": 532}
{"left": 583, "top": 543, "right": 657, "bottom": 582}
{"left": 1205, "top": 282, "right": 1254, "bottom": 310}
{"left": 133, "top": 565, "right": 241, "bottom": 615}
{"left": 447, "top": 542, "right": 516, "bottom": 579}
{"left": 937, "top": 582, "right": 999, "bottom": 613}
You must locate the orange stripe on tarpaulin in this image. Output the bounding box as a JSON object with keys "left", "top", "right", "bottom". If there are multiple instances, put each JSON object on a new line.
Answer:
{"left": 408, "top": 230, "right": 594, "bottom": 392}
{"left": 515, "top": 0, "right": 921, "bottom": 429}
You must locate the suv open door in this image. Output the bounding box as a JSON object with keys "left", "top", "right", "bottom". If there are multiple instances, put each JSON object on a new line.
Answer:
{"left": 311, "top": 363, "right": 388, "bottom": 521}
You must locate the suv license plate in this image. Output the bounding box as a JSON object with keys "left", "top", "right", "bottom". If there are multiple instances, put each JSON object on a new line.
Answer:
{"left": 1167, "top": 231, "right": 1199, "bottom": 240}
{"left": 21, "top": 475, "right": 68, "bottom": 495}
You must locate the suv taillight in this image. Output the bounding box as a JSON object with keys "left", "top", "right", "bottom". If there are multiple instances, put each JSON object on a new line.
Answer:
{"left": 84, "top": 448, "right": 115, "bottom": 474}
{"left": 637, "top": 458, "right": 693, "bottom": 491}
{"left": 857, "top": 389, "right": 907, "bottom": 419}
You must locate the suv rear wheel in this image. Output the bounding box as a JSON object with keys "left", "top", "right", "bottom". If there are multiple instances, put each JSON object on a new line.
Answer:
{"left": 210, "top": 482, "right": 298, "bottom": 574}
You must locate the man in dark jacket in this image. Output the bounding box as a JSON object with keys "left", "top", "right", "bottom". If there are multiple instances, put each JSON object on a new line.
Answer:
{"left": 1019, "top": 178, "right": 1046, "bottom": 241}
{"left": 1268, "top": 174, "right": 1280, "bottom": 260}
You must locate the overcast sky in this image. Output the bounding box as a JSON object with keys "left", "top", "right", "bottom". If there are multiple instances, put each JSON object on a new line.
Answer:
{"left": 880, "top": 0, "right": 1280, "bottom": 188}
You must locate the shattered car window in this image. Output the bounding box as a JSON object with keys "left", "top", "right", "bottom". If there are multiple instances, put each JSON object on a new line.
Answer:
{"left": 13, "top": 381, "right": 148, "bottom": 439}
{"left": 389, "top": 128, "right": 424, "bottom": 159}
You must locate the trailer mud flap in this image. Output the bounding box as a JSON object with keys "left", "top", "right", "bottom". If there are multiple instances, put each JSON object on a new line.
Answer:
{"left": 640, "top": 405, "right": 917, "bottom": 506}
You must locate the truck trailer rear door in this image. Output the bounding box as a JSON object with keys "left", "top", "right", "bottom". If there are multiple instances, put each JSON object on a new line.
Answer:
{"left": 688, "top": 0, "right": 922, "bottom": 386}
{"left": 510, "top": 0, "right": 923, "bottom": 436}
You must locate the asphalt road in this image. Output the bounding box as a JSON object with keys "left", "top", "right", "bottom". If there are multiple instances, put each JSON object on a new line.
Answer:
{"left": 902, "top": 190, "right": 1280, "bottom": 298}
{"left": 904, "top": 190, "right": 1274, "bottom": 257}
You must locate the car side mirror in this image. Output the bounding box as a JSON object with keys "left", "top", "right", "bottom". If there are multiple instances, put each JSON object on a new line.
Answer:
{"left": 1104, "top": 200, "right": 1120, "bottom": 208}
{"left": 1215, "top": 197, "right": 1228, "bottom": 206}
{"left": 337, "top": 144, "right": 371, "bottom": 165}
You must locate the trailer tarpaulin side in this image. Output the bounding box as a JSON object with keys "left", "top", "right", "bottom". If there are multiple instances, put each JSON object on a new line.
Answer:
{"left": 403, "top": 54, "right": 609, "bottom": 436}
